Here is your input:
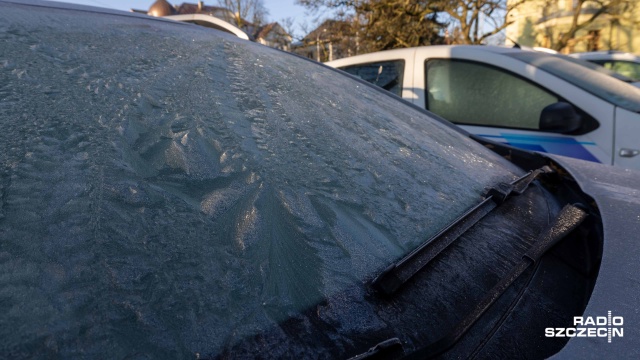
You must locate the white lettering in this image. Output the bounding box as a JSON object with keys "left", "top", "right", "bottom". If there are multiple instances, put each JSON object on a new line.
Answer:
{"left": 573, "top": 316, "right": 584, "bottom": 326}
{"left": 548, "top": 312, "right": 624, "bottom": 341}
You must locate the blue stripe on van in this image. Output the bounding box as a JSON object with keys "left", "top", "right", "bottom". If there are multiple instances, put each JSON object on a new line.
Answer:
{"left": 476, "top": 133, "right": 600, "bottom": 163}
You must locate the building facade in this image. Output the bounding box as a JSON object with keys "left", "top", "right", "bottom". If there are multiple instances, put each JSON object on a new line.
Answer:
{"left": 506, "top": 0, "right": 640, "bottom": 54}
{"left": 294, "top": 20, "right": 356, "bottom": 62}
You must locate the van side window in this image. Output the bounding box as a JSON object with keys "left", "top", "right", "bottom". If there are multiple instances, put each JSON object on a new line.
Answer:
{"left": 425, "top": 59, "right": 558, "bottom": 130}
{"left": 340, "top": 60, "right": 405, "bottom": 97}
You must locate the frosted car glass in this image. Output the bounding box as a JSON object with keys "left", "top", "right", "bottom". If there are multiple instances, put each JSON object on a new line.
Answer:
{"left": 0, "top": 4, "right": 522, "bottom": 357}
{"left": 340, "top": 60, "right": 405, "bottom": 96}
{"left": 426, "top": 59, "right": 558, "bottom": 129}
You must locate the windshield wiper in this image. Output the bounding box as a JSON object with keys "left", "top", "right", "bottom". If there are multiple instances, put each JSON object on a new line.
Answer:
{"left": 347, "top": 338, "right": 403, "bottom": 360}
{"left": 371, "top": 166, "right": 553, "bottom": 296}
{"left": 404, "top": 203, "right": 588, "bottom": 359}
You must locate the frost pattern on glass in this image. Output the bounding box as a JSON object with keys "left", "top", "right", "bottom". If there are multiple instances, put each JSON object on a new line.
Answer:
{"left": 0, "top": 4, "right": 522, "bottom": 357}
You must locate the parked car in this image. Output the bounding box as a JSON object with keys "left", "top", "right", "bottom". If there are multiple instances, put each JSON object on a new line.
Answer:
{"left": 521, "top": 46, "right": 640, "bottom": 87}
{"left": 163, "top": 13, "right": 250, "bottom": 40}
{"left": 326, "top": 45, "right": 640, "bottom": 170}
{"left": 1, "top": 1, "right": 639, "bottom": 359}
{"left": 571, "top": 51, "right": 640, "bottom": 81}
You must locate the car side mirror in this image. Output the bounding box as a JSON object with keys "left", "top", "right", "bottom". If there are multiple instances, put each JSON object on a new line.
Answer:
{"left": 539, "top": 102, "right": 582, "bottom": 134}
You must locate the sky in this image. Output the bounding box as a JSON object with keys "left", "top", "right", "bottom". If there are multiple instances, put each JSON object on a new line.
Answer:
{"left": 45, "top": 0, "right": 318, "bottom": 38}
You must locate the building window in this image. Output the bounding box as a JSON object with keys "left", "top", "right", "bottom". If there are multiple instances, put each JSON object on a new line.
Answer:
{"left": 587, "top": 30, "right": 601, "bottom": 51}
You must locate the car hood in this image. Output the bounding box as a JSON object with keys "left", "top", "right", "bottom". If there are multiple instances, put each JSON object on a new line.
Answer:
{"left": 546, "top": 155, "right": 640, "bottom": 359}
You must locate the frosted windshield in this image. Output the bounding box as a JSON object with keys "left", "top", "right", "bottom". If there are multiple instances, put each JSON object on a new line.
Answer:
{"left": 0, "top": 3, "right": 522, "bottom": 357}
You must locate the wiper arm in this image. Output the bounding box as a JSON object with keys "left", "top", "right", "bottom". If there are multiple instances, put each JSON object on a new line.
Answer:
{"left": 371, "top": 166, "right": 553, "bottom": 296}
{"left": 405, "top": 203, "right": 588, "bottom": 359}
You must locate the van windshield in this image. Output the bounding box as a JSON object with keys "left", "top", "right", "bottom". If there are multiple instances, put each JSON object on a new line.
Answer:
{"left": 508, "top": 51, "right": 640, "bottom": 113}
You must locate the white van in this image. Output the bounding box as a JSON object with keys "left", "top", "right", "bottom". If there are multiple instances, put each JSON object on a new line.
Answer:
{"left": 327, "top": 45, "right": 640, "bottom": 170}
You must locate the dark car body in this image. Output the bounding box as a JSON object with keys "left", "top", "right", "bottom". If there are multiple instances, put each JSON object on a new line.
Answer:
{"left": 543, "top": 155, "right": 640, "bottom": 359}
{"left": 0, "top": 1, "right": 639, "bottom": 359}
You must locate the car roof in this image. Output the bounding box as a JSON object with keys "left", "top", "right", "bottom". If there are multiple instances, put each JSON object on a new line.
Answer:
{"left": 327, "top": 45, "right": 640, "bottom": 112}
{"left": 326, "top": 44, "right": 524, "bottom": 67}
{"left": 3, "top": 0, "right": 147, "bottom": 17}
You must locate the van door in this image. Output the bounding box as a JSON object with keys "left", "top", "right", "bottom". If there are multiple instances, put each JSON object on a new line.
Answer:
{"left": 614, "top": 107, "right": 640, "bottom": 169}
{"left": 423, "top": 58, "right": 614, "bottom": 165}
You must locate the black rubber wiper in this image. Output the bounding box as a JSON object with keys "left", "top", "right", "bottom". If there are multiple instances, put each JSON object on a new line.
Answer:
{"left": 404, "top": 203, "right": 588, "bottom": 359}
{"left": 371, "top": 166, "right": 553, "bottom": 296}
{"left": 347, "top": 338, "right": 404, "bottom": 360}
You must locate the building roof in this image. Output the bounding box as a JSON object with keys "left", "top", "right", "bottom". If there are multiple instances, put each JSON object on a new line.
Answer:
{"left": 147, "top": 0, "right": 176, "bottom": 17}
{"left": 174, "top": 2, "right": 230, "bottom": 16}
{"left": 301, "top": 20, "right": 350, "bottom": 44}
{"left": 146, "top": 1, "right": 235, "bottom": 21}
{"left": 143, "top": 1, "right": 291, "bottom": 46}
{"left": 255, "top": 22, "right": 276, "bottom": 39}
{"left": 254, "top": 22, "right": 291, "bottom": 41}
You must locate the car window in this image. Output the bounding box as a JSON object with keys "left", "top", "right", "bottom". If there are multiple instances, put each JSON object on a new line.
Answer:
{"left": 339, "top": 60, "right": 405, "bottom": 96}
{"left": 425, "top": 59, "right": 558, "bottom": 129}
{"left": 591, "top": 60, "right": 640, "bottom": 81}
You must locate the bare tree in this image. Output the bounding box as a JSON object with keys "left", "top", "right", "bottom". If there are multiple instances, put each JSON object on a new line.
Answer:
{"left": 296, "top": 0, "right": 446, "bottom": 53}
{"left": 437, "top": 0, "right": 526, "bottom": 45}
{"left": 280, "top": 16, "right": 307, "bottom": 42}
{"left": 538, "top": 0, "right": 634, "bottom": 51}
{"left": 217, "top": 0, "right": 269, "bottom": 27}
{"left": 357, "top": 0, "right": 445, "bottom": 51}
{"left": 296, "top": 0, "right": 357, "bottom": 17}
{"left": 296, "top": 0, "right": 528, "bottom": 50}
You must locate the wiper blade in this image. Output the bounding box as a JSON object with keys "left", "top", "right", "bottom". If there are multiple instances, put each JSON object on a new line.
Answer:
{"left": 371, "top": 166, "right": 553, "bottom": 296}
{"left": 347, "top": 338, "right": 404, "bottom": 360}
{"left": 405, "top": 203, "right": 588, "bottom": 359}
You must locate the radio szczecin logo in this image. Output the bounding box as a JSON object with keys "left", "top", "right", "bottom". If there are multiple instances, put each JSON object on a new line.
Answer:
{"left": 545, "top": 311, "right": 623, "bottom": 343}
